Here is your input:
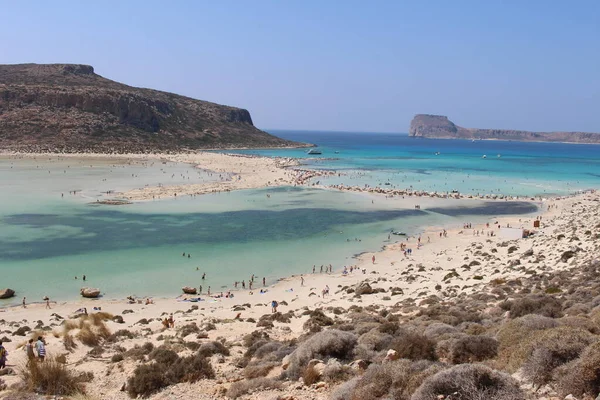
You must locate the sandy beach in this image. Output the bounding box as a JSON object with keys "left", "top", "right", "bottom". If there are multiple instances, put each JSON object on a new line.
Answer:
{"left": 0, "top": 150, "right": 598, "bottom": 400}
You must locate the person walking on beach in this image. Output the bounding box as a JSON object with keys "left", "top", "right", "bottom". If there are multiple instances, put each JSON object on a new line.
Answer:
{"left": 0, "top": 341, "right": 7, "bottom": 369}
{"left": 35, "top": 336, "right": 46, "bottom": 362}
{"left": 312, "top": 265, "right": 316, "bottom": 273}
{"left": 45, "top": 297, "right": 51, "bottom": 309}
{"left": 24, "top": 339, "right": 35, "bottom": 366}
{"left": 301, "top": 276, "right": 305, "bottom": 286}
{"left": 22, "top": 297, "right": 26, "bottom": 308}
{"left": 372, "top": 255, "right": 375, "bottom": 264}
{"left": 271, "top": 300, "right": 278, "bottom": 313}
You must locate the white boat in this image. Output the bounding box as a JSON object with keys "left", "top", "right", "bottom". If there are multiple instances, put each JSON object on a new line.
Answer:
{"left": 392, "top": 231, "right": 407, "bottom": 236}
{"left": 306, "top": 149, "right": 322, "bottom": 155}
{"left": 482, "top": 155, "right": 487, "bottom": 159}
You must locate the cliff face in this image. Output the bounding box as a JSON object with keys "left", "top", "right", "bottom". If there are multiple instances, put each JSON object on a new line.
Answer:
{"left": 409, "top": 114, "right": 600, "bottom": 144}
{"left": 0, "top": 64, "right": 298, "bottom": 152}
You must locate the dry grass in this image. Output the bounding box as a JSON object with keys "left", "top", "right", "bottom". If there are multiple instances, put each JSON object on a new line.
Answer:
{"left": 412, "top": 364, "right": 523, "bottom": 400}
{"left": 20, "top": 356, "right": 85, "bottom": 395}
{"left": 226, "top": 377, "right": 282, "bottom": 399}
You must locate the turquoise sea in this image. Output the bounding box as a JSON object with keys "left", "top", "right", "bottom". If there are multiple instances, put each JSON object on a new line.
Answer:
{"left": 1, "top": 131, "right": 598, "bottom": 305}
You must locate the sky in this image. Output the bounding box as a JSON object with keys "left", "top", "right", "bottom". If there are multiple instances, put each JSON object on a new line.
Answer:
{"left": 1, "top": 1, "right": 599, "bottom": 133}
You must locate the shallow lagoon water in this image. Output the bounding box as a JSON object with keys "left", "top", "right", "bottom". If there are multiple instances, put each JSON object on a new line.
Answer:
{"left": 0, "top": 154, "right": 537, "bottom": 305}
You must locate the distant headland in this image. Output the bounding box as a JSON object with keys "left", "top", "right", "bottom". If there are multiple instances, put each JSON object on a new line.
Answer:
{"left": 409, "top": 114, "right": 600, "bottom": 144}
{"left": 0, "top": 63, "right": 304, "bottom": 153}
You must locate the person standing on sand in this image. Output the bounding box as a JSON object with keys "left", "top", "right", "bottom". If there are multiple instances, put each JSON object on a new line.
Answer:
{"left": 372, "top": 255, "right": 375, "bottom": 264}
{"left": 35, "top": 337, "right": 46, "bottom": 361}
{"left": 24, "top": 339, "right": 35, "bottom": 366}
{"left": 301, "top": 276, "right": 305, "bottom": 286}
{"left": 271, "top": 300, "right": 278, "bottom": 313}
{"left": 0, "top": 341, "right": 7, "bottom": 369}
{"left": 45, "top": 298, "right": 51, "bottom": 309}
{"left": 22, "top": 297, "right": 26, "bottom": 308}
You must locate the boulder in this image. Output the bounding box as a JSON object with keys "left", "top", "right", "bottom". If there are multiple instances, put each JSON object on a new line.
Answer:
{"left": 112, "top": 315, "right": 124, "bottom": 324}
{"left": 355, "top": 281, "right": 373, "bottom": 295}
{"left": 0, "top": 288, "right": 15, "bottom": 299}
{"left": 384, "top": 349, "right": 399, "bottom": 361}
{"left": 561, "top": 250, "right": 576, "bottom": 262}
{"left": 349, "top": 359, "right": 369, "bottom": 371}
{"left": 282, "top": 354, "right": 291, "bottom": 370}
{"left": 182, "top": 286, "right": 198, "bottom": 295}
{"left": 80, "top": 287, "right": 101, "bottom": 298}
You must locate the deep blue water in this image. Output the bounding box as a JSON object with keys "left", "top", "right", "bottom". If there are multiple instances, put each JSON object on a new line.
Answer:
{"left": 229, "top": 130, "right": 600, "bottom": 196}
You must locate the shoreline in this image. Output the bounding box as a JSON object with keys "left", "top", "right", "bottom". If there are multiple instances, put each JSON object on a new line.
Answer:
{"left": 0, "top": 183, "right": 597, "bottom": 398}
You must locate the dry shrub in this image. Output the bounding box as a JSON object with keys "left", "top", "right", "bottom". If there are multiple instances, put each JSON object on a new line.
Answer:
{"left": 198, "top": 341, "right": 230, "bottom": 357}
{"left": 389, "top": 330, "right": 436, "bottom": 361}
{"left": 243, "top": 361, "right": 279, "bottom": 379}
{"left": 521, "top": 327, "right": 596, "bottom": 387}
{"left": 449, "top": 335, "right": 498, "bottom": 364}
{"left": 495, "top": 314, "right": 559, "bottom": 372}
{"left": 63, "top": 333, "right": 77, "bottom": 352}
{"left": 424, "top": 323, "right": 458, "bottom": 339}
{"left": 554, "top": 341, "right": 600, "bottom": 397}
{"left": 63, "top": 319, "right": 83, "bottom": 332}
{"left": 21, "top": 356, "right": 85, "bottom": 395}
{"left": 125, "top": 342, "right": 154, "bottom": 361}
{"left": 108, "top": 329, "right": 136, "bottom": 342}
{"left": 177, "top": 323, "right": 200, "bottom": 338}
{"left": 148, "top": 347, "right": 179, "bottom": 365}
{"left": 322, "top": 361, "right": 355, "bottom": 383}
{"left": 412, "top": 363, "right": 523, "bottom": 400}
{"left": 303, "top": 309, "right": 334, "bottom": 332}
{"left": 358, "top": 329, "right": 393, "bottom": 351}
{"left": 226, "top": 377, "right": 282, "bottom": 399}
{"left": 75, "top": 319, "right": 110, "bottom": 347}
{"left": 286, "top": 329, "right": 357, "bottom": 379}
{"left": 344, "top": 360, "right": 445, "bottom": 400}
{"left": 559, "top": 316, "right": 600, "bottom": 334}
{"left": 302, "top": 364, "right": 320, "bottom": 385}
{"left": 502, "top": 295, "right": 563, "bottom": 319}
{"left": 127, "top": 353, "right": 213, "bottom": 398}
{"left": 87, "top": 312, "right": 113, "bottom": 326}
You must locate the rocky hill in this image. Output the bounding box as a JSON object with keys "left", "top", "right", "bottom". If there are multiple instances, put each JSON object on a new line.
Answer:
{"left": 0, "top": 64, "right": 300, "bottom": 153}
{"left": 409, "top": 114, "right": 600, "bottom": 144}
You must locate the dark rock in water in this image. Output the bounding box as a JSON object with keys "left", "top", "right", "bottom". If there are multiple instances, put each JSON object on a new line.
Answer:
{"left": 409, "top": 114, "right": 600, "bottom": 144}
{"left": 0, "top": 288, "right": 15, "bottom": 299}
{"left": 0, "top": 63, "right": 304, "bottom": 152}
{"left": 80, "top": 287, "right": 101, "bottom": 298}
{"left": 182, "top": 286, "right": 198, "bottom": 295}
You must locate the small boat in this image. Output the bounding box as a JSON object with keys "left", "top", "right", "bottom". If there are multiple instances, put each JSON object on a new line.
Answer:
{"left": 482, "top": 155, "right": 487, "bottom": 159}
{"left": 334, "top": 151, "right": 339, "bottom": 154}
{"left": 306, "top": 149, "right": 322, "bottom": 155}
{"left": 392, "top": 231, "right": 407, "bottom": 236}
{"left": 435, "top": 151, "right": 440, "bottom": 155}
{"left": 497, "top": 154, "right": 501, "bottom": 158}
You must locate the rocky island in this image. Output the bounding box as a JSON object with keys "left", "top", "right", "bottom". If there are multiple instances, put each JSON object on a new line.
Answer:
{"left": 0, "top": 63, "right": 301, "bottom": 153}
{"left": 409, "top": 114, "right": 600, "bottom": 144}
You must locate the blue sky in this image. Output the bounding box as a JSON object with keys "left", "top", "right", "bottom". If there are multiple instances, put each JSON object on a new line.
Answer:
{"left": 1, "top": 1, "right": 599, "bottom": 133}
